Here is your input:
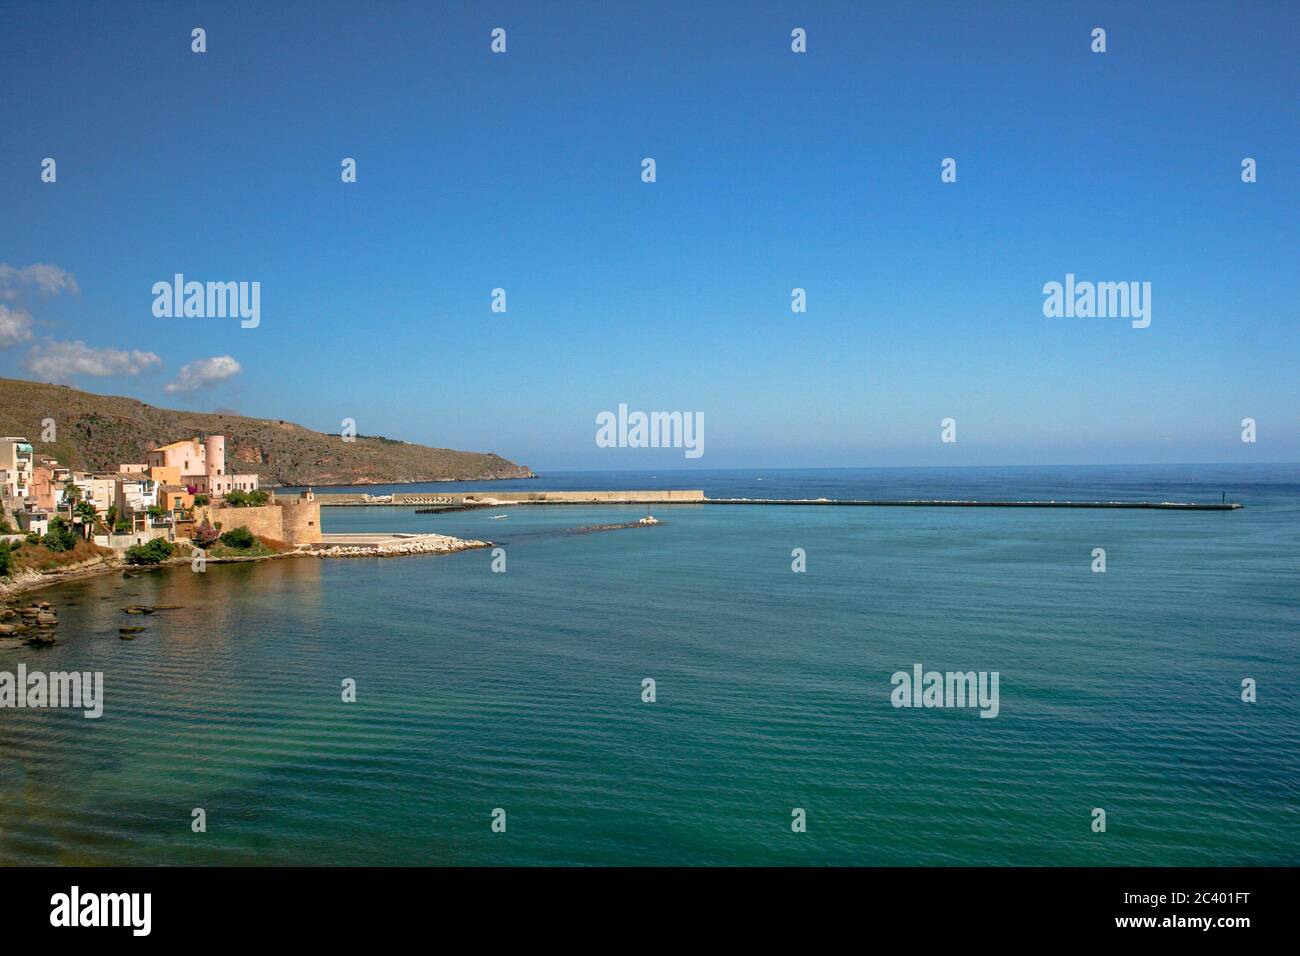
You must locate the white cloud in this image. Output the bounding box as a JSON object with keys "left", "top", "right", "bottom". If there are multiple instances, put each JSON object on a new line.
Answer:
{"left": 24, "top": 340, "right": 162, "bottom": 382}
{"left": 0, "top": 263, "right": 79, "bottom": 297}
{"left": 164, "top": 355, "right": 242, "bottom": 393}
{"left": 0, "top": 304, "right": 34, "bottom": 348}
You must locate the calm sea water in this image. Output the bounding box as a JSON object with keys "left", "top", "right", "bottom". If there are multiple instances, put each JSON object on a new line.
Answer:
{"left": 2, "top": 465, "right": 1297, "bottom": 865}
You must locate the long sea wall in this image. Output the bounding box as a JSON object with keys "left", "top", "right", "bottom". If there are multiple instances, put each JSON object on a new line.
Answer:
{"left": 320, "top": 490, "right": 706, "bottom": 506}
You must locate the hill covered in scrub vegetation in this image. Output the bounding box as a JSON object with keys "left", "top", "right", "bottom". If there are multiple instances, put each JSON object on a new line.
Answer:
{"left": 0, "top": 377, "right": 534, "bottom": 486}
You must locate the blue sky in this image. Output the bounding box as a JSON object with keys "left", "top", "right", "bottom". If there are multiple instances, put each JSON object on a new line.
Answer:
{"left": 2, "top": 1, "right": 1296, "bottom": 471}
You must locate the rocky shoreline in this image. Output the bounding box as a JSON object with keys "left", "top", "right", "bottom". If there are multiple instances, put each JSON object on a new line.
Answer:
{"left": 307, "top": 534, "right": 491, "bottom": 558}
{"left": 0, "top": 556, "right": 122, "bottom": 602}
{"left": 0, "top": 532, "right": 490, "bottom": 600}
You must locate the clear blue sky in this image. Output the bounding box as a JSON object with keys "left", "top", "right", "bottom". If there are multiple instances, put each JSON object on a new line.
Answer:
{"left": 2, "top": 1, "right": 1296, "bottom": 470}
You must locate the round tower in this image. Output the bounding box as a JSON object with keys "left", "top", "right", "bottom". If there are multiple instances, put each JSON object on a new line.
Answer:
{"left": 204, "top": 435, "right": 226, "bottom": 484}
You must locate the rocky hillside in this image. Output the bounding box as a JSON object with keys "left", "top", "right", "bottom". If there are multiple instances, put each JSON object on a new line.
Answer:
{"left": 0, "top": 377, "right": 533, "bottom": 486}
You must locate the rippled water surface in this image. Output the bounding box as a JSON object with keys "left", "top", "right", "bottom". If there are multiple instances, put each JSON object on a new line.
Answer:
{"left": 2, "top": 465, "right": 1296, "bottom": 865}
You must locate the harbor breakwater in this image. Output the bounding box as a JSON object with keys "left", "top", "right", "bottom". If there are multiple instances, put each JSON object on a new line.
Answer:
{"left": 317, "top": 490, "right": 1242, "bottom": 511}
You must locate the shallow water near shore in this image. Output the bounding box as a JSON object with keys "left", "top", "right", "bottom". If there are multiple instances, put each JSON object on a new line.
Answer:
{"left": 2, "top": 465, "right": 1297, "bottom": 865}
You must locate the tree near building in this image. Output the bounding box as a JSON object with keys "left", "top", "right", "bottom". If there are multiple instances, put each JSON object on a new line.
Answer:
{"left": 125, "top": 538, "right": 175, "bottom": 565}
{"left": 42, "top": 516, "right": 77, "bottom": 552}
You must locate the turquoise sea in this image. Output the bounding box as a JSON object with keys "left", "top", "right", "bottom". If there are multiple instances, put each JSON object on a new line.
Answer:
{"left": 1, "top": 465, "right": 1297, "bottom": 865}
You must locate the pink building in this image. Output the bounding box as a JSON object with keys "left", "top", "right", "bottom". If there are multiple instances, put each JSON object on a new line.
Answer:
{"left": 145, "top": 436, "right": 259, "bottom": 498}
{"left": 29, "top": 461, "right": 61, "bottom": 511}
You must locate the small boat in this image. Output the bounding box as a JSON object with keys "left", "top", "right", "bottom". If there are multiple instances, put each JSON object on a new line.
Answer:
{"left": 489, "top": 514, "right": 508, "bottom": 520}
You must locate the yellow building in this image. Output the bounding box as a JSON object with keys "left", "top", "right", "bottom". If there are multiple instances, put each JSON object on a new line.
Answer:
{"left": 149, "top": 465, "right": 181, "bottom": 488}
{"left": 157, "top": 485, "right": 195, "bottom": 514}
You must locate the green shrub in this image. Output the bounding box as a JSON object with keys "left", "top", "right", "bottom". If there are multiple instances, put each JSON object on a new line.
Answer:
{"left": 218, "top": 526, "right": 255, "bottom": 549}
{"left": 0, "top": 542, "right": 12, "bottom": 577}
{"left": 225, "top": 489, "right": 269, "bottom": 507}
{"left": 124, "top": 538, "right": 175, "bottom": 565}
{"left": 0, "top": 516, "right": 14, "bottom": 534}
{"left": 42, "top": 516, "right": 77, "bottom": 552}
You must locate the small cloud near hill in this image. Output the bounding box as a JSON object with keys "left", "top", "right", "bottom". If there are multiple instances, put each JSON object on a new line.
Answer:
{"left": 0, "top": 304, "right": 34, "bottom": 347}
{"left": 24, "top": 339, "right": 162, "bottom": 382}
{"left": 164, "top": 355, "right": 242, "bottom": 393}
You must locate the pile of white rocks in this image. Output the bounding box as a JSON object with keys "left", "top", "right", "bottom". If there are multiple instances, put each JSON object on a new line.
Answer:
{"left": 308, "top": 535, "right": 490, "bottom": 558}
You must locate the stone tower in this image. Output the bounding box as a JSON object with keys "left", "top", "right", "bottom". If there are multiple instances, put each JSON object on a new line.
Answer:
{"left": 204, "top": 434, "right": 226, "bottom": 482}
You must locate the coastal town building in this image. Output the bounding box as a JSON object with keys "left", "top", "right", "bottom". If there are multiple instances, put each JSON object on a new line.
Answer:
{"left": 116, "top": 476, "right": 159, "bottom": 516}
{"left": 0, "top": 437, "right": 34, "bottom": 499}
{"left": 1, "top": 432, "right": 322, "bottom": 551}
{"left": 157, "top": 485, "right": 195, "bottom": 516}
{"left": 0, "top": 441, "right": 64, "bottom": 538}
{"left": 15, "top": 509, "right": 49, "bottom": 536}
{"left": 30, "top": 457, "right": 63, "bottom": 511}
{"left": 147, "top": 464, "right": 181, "bottom": 488}
{"left": 65, "top": 474, "right": 119, "bottom": 514}
{"left": 142, "top": 436, "right": 259, "bottom": 497}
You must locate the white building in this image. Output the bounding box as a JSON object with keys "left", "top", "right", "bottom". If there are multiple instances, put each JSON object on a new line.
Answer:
{"left": 16, "top": 510, "right": 49, "bottom": 536}
{"left": 117, "top": 476, "right": 159, "bottom": 515}
{"left": 0, "top": 437, "right": 34, "bottom": 499}
{"left": 64, "top": 474, "right": 119, "bottom": 513}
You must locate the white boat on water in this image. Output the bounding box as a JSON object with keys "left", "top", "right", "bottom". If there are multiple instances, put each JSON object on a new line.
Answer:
{"left": 490, "top": 514, "right": 508, "bottom": 519}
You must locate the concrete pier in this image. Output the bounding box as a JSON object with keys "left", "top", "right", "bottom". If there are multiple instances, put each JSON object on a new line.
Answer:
{"left": 704, "top": 498, "right": 1242, "bottom": 510}
{"left": 319, "top": 490, "right": 705, "bottom": 506}
{"left": 317, "top": 490, "right": 1242, "bottom": 510}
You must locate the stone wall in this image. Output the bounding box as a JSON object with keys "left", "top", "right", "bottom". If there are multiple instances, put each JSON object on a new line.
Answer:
{"left": 95, "top": 528, "right": 173, "bottom": 551}
{"left": 192, "top": 503, "right": 283, "bottom": 541}
{"left": 190, "top": 498, "right": 322, "bottom": 545}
